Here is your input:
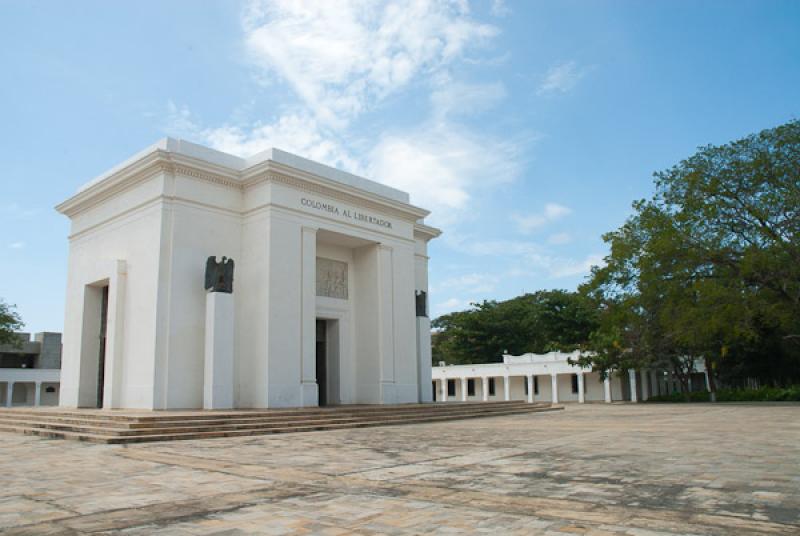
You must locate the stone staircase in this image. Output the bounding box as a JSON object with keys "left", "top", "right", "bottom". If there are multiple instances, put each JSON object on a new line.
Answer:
{"left": 0, "top": 401, "right": 561, "bottom": 444}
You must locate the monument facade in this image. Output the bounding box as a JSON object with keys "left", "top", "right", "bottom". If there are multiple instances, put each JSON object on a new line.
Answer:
{"left": 56, "top": 139, "right": 440, "bottom": 410}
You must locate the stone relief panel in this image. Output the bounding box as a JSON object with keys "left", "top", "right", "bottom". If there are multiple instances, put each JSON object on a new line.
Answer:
{"left": 316, "top": 257, "right": 348, "bottom": 299}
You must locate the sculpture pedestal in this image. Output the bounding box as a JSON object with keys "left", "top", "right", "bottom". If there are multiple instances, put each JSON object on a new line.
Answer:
{"left": 204, "top": 291, "right": 234, "bottom": 409}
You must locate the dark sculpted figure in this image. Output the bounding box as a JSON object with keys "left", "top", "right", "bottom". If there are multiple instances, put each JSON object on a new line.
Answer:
{"left": 205, "top": 256, "right": 235, "bottom": 293}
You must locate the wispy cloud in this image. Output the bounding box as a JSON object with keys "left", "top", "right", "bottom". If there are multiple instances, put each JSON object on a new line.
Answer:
{"left": 162, "top": 1, "right": 519, "bottom": 226}
{"left": 512, "top": 202, "right": 572, "bottom": 234}
{"left": 537, "top": 60, "right": 587, "bottom": 96}
{"left": 547, "top": 231, "right": 572, "bottom": 245}
{"left": 242, "top": 0, "right": 497, "bottom": 128}
{"left": 8, "top": 241, "right": 25, "bottom": 249}
{"left": 1, "top": 204, "right": 39, "bottom": 219}
{"left": 368, "top": 121, "right": 522, "bottom": 224}
{"left": 490, "top": 0, "right": 511, "bottom": 18}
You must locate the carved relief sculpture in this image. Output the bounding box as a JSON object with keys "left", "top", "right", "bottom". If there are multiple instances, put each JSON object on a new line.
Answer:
{"left": 316, "top": 257, "right": 348, "bottom": 299}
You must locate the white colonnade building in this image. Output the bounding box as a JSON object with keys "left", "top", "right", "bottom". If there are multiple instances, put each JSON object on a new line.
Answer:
{"left": 432, "top": 352, "right": 711, "bottom": 404}
{"left": 56, "top": 139, "right": 440, "bottom": 410}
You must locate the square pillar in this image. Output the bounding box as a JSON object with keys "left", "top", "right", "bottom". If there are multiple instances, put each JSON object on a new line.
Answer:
{"left": 577, "top": 373, "right": 585, "bottom": 403}
{"left": 481, "top": 377, "right": 489, "bottom": 401}
{"left": 204, "top": 291, "right": 234, "bottom": 410}
{"left": 551, "top": 374, "right": 558, "bottom": 404}
{"left": 300, "top": 226, "right": 318, "bottom": 407}
{"left": 526, "top": 375, "right": 534, "bottom": 403}
{"left": 441, "top": 379, "right": 448, "bottom": 402}
{"left": 460, "top": 377, "right": 468, "bottom": 401}
{"left": 6, "top": 382, "right": 13, "bottom": 407}
{"left": 376, "top": 244, "right": 397, "bottom": 403}
{"left": 629, "top": 369, "right": 638, "bottom": 402}
{"left": 604, "top": 376, "right": 611, "bottom": 403}
{"left": 641, "top": 370, "right": 649, "bottom": 401}
{"left": 34, "top": 382, "right": 42, "bottom": 407}
{"left": 503, "top": 375, "right": 510, "bottom": 401}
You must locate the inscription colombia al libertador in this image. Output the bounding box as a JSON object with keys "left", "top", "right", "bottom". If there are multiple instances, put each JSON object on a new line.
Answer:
{"left": 300, "top": 198, "right": 392, "bottom": 229}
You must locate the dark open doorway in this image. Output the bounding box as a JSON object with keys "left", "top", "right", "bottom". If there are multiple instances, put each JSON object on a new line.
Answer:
{"left": 96, "top": 285, "right": 109, "bottom": 408}
{"left": 316, "top": 319, "right": 328, "bottom": 406}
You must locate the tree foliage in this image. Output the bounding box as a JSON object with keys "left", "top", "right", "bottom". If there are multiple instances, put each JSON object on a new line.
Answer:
{"left": 0, "top": 299, "right": 24, "bottom": 347}
{"left": 576, "top": 120, "right": 800, "bottom": 388}
{"left": 432, "top": 290, "right": 598, "bottom": 365}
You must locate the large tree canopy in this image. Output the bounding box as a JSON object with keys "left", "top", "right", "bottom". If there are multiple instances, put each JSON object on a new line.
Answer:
{"left": 576, "top": 120, "right": 800, "bottom": 389}
{"left": 432, "top": 290, "right": 598, "bottom": 365}
{"left": 0, "top": 299, "right": 24, "bottom": 346}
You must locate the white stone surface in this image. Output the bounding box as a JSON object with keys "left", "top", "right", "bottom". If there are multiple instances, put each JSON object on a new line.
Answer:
{"left": 56, "top": 140, "right": 440, "bottom": 409}
{"left": 204, "top": 291, "right": 234, "bottom": 410}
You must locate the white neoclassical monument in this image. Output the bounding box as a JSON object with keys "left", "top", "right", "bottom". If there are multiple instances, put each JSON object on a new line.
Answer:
{"left": 56, "top": 139, "right": 440, "bottom": 410}
{"left": 432, "top": 352, "right": 711, "bottom": 404}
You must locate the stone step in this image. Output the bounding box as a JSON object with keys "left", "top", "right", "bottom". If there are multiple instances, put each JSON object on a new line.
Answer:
{"left": 0, "top": 406, "right": 562, "bottom": 444}
{"left": 0, "top": 402, "right": 540, "bottom": 429}
{"left": 0, "top": 404, "right": 551, "bottom": 436}
{"left": 0, "top": 401, "right": 532, "bottom": 422}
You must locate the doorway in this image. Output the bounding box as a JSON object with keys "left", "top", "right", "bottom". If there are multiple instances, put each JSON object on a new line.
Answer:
{"left": 316, "top": 319, "right": 328, "bottom": 406}
{"left": 315, "top": 318, "right": 340, "bottom": 406}
{"left": 96, "top": 285, "right": 109, "bottom": 408}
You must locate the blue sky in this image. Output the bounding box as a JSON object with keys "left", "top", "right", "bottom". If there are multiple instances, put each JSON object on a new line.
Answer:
{"left": 1, "top": 0, "right": 798, "bottom": 333}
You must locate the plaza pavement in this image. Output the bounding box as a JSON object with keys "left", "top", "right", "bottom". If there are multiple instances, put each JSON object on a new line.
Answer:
{"left": 0, "top": 404, "right": 798, "bottom": 535}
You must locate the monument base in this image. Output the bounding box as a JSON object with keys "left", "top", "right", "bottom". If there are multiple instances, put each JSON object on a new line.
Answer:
{"left": 204, "top": 292, "right": 234, "bottom": 410}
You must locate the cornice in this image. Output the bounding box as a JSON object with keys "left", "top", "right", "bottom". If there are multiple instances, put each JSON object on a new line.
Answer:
{"left": 57, "top": 150, "right": 431, "bottom": 224}
{"left": 414, "top": 222, "right": 442, "bottom": 242}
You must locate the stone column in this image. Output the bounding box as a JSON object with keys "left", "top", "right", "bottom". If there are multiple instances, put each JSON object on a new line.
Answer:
{"left": 604, "top": 376, "right": 611, "bottom": 403}
{"left": 441, "top": 379, "right": 448, "bottom": 402}
{"left": 5, "top": 382, "right": 13, "bottom": 407}
{"left": 629, "top": 369, "right": 638, "bottom": 403}
{"left": 461, "top": 377, "right": 468, "bottom": 402}
{"left": 481, "top": 377, "right": 489, "bottom": 401}
{"left": 577, "top": 373, "right": 585, "bottom": 404}
{"left": 300, "top": 226, "right": 318, "bottom": 407}
{"left": 34, "top": 382, "right": 41, "bottom": 407}
{"left": 641, "top": 370, "right": 649, "bottom": 401}
{"left": 551, "top": 374, "right": 559, "bottom": 404}
{"left": 704, "top": 369, "right": 711, "bottom": 392}
{"left": 204, "top": 291, "right": 234, "bottom": 410}
{"left": 376, "top": 244, "right": 396, "bottom": 403}
{"left": 526, "top": 375, "right": 534, "bottom": 403}
{"left": 503, "top": 375, "right": 510, "bottom": 401}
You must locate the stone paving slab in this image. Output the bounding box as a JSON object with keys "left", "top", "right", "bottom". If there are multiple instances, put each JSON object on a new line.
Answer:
{"left": 0, "top": 404, "right": 798, "bottom": 534}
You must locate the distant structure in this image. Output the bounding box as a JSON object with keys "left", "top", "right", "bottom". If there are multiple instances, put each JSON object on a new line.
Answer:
{"left": 431, "top": 351, "right": 710, "bottom": 404}
{"left": 0, "top": 332, "right": 62, "bottom": 407}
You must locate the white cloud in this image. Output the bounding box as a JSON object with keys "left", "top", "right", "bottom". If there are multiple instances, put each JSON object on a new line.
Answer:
{"left": 549, "top": 253, "right": 605, "bottom": 278}
{"left": 547, "top": 231, "right": 572, "bottom": 245}
{"left": 512, "top": 202, "right": 572, "bottom": 233}
{"left": 430, "top": 80, "right": 507, "bottom": 119}
{"left": 436, "top": 273, "right": 499, "bottom": 294}
{"left": 368, "top": 121, "right": 522, "bottom": 225}
{"left": 160, "top": 1, "right": 518, "bottom": 228}
{"left": 1, "top": 204, "right": 39, "bottom": 219}
{"left": 537, "top": 60, "right": 587, "bottom": 96}
{"left": 490, "top": 0, "right": 511, "bottom": 17}
{"left": 242, "top": 0, "right": 497, "bottom": 128}
{"left": 8, "top": 241, "right": 25, "bottom": 249}
{"left": 433, "top": 297, "right": 475, "bottom": 317}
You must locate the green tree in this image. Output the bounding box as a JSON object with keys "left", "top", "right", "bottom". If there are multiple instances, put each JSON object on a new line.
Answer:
{"left": 432, "top": 290, "right": 598, "bottom": 365}
{"left": 0, "top": 299, "right": 24, "bottom": 346}
{"left": 578, "top": 120, "right": 800, "bottom": 394}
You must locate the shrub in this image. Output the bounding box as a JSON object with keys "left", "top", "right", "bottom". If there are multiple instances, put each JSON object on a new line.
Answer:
{"left": 646, "top": 386, "right": 800, "bottom": 403}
